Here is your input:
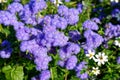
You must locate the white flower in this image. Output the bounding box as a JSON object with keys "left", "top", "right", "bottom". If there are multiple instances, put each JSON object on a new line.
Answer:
{"left": 94, "top": 52, "right": 108, "bottom": 66}
{"left": 114, "top": 40, "right": 120, "bottom": 47}
{"left": 110, "top": 0, "right": 119, "bottom": 3}
{"left": 86, "top": 50, "right": 95, "bottom": 59}
{"left": 0, "top": 0, "right": 7, "bottom": 3}
{"left": 92, "top": 67, "right": 100, "bottom": 75}
{"left": 53, "top": 0, "right": 63, "bottom": 7}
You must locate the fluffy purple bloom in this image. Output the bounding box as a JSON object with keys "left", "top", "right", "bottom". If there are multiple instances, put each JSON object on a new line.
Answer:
{"left": 63, "top": 8, "right": 79, "bottom": 25}
{"left": 16, "top": 27, "right": 31, "bottom": 41}
{"left": 19, "top": 4, "right": 32, "bottom": 18}
{"left": 38, "top": 26, "right": 68, "bottom": 48}
{"left": 42, "top": 15, "right": 52, "bottom": 25}
{"left": 65, "top": 9, "right": 79, "bottom": 25}
{"left": 65, "top": 55, "right": 78, "bottom": 70}
{"left": 56, "top": 17, "right": 68, "bottom": 29}
{"left": 83, "top": 30, "right": 104, "bottom": 50}
{"left": 69, "top": 30, "right": 81, "bottom": 41}
{"left": 58, "top": 60, "right": 65, "bottom": 67}
{"left": 83, "top": 20, "right": 99, "bottom": 30}
{"left": 77, "top": 3, "right": 83, "bottom": 13}
{"left": 117, "top": 56, "right": 120, "bottom": 64}
{"left": 59, "top": 42, "right": 80, "bottom": 60}
{"left": 59, "top": 48, "right": 70, "bottom": 60}
{"left": 13, "top": 0, "right": 21, "bottom": 2}
{"left": 19, "top": 4, "right": 37, "bottom": 26}
{"left": 66, "top": 42, "right": 80, "bottom": 54}
{"left": 31, "top": 77, "right": 36, "bottom": 80}
{"left": 8, "top": 2, "right": 23, "bottom": 14}
{"left": 75, "top": 61, "right": 88, "bottom": 79}
{"left": 65, "top": 0, "right": 70, "bottom": 2}
{"left": 34, "top": 56, "right": 52, "bottom": 71}
{"left": 20, "top": 39, "right": 46, "bottom": 55}
{"left": 111, "top": 8, "right": 120, "bottom": 17}
{"left": 13, "top": 22, "right": 24, "bottom": 30}
{"left": 104, "top": 23, "right": 120, "bottom": 41}
{"left": 39, "top": 70, "right": 51, "bottom": 80}
{"left": 0, "top": 11, "right": 17, "bottom": 26}
{"left": 0, "top": 40, "right": 13, "bottom": 59}
{"left": 20, "top": 39, "right": 52, "bottom": 71}
{"left": 75, "top": 61, "right": 87, "bottom": 72}
{"left": 0, "top": 48, "right": 12, "bottom": 58}
{"left": 1, "top": 40, "right": 10, "bottom": 47}
{"left": 111, "top": 8, "right": 120, "bottom": 21}
{"left": 91, "top": 18, "right": 101, "bottom": 24}
{"left": 69, "top": 8, "right": 79, "bottom": 15}
{"left": 80, "top": 72, "right": 89, "bottom": 79}
{"left": 58, "top": 5, "right": 69, "bottom": 16}
{"left": 30, "top": 0, "right": 47, "bottom": 14}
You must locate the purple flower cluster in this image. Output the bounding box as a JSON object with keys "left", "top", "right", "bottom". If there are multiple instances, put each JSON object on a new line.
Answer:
{"left": 0, "top": 0, "right": 84, "bottom": 79}
{"left": 58, "top": 42, "right": 80, "bottom": 70}
{"left": 58, "top": 5, "right": 80, "bottom": 25}
{"left": 0, "top": 40, "right": 12, "bottom": 58}
{"left": 69, "top": 30, "right": 81, "bottom": 41}
{"left": 83, "top": 30, "right": 104, "bottom": 50}
{"left": 0, "top": 11, "right": 17, "bottom": 26}
{"left": 31, "top": 70, "right": 51, "bottom": 80}
{"left": 117, "top": 56, "right": 120, "bottom": 64}
{"left": 8, "top": 2, "right": 23, "bottom": 14}
{"left": 82, "top": 19, "right": 99, "bottom": 30}
{"left": 104, "top": 23, "right": 120, "bottom": 41}
{"left": 111, "top": 8, "right": 120, "bottom": 21}
{"left": 75, "top": 61, "right": 89, "bottom": 79}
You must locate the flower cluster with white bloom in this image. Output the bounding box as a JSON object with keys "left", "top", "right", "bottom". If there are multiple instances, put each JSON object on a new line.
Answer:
{"left": 86, "top": 50, "right": 108, "bottom": 66}
{"left": 86, "top": 51, "right": 108, "bottom": 75}
{"left": 52, "top": 0, "right": 63, "bottom": 6}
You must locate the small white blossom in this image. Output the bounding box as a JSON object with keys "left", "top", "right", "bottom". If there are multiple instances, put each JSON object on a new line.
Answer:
{"left": 110, "top": 0, "right": 119, "bottom": 3}
{"left": 114, "top": 40, "right": 120, "bottom": 47}
{"left": 0, "top": 0, "right": 7, "bottom": 3}
{"left": 86, "top": 50, "right": 95, "bottom": 59}
{"left": 92, "top": 67, "right": 100, "bottom": 75}
{"left": 53, "top": 0, "right": 63, "bottom": 7}
{"left": 94, "top": 52, "right": 108, "bottom": 66}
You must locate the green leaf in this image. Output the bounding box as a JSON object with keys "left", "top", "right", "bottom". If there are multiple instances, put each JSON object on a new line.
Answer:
{"left": 2, "top": 65, "right": 12, "bottom": 80}
{"left": 70, "top": 76, "right": 80, "bottom": 80}
{"left": 2, "top": 65, "right": 24, "bottom": 80}
{"left": 11, "top": 66, "right": 24, "bottom": 80}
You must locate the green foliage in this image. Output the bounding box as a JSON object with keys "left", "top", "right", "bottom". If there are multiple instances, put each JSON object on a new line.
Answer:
{"left": 2, "top": 65, "right": 24, "bottom": 80}
{"left": 0, "top": 0, "right": 120, "bottom": 80}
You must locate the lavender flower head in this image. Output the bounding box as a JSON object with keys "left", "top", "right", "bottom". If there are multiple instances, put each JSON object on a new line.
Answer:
{"left": 83, "top": 20, "right": 99, "bottom": 30}
{"left": 83, "top": 30, "right": 104, "bottom": 50}
{"left": 80, "top": 72, "right": 89, "bottom": 79}
{"left": 58, "top": 5, "right": 69, "bottom": 16}
{"left": 8, "top": 2, "right": 23, "bottom": 14}
{"left": 77, "top": 3, "right": 83, "bottom": 13}
{"left": 39, "top": 70, "right": 51, "bottom": 80}
{"left": 0, "top": 40, "right": 13, "bottom": 58}
{"left": 91, "top": 18, "right": 101, "bottom": 24}
{"left": 117, "top": 56, "right": 120, "bottom": 64}
{"left": 69, "top": 30, "right": 81, "bottom": 41}
{"left": 65, "top": 55, "right": 78, "bottom": 70}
